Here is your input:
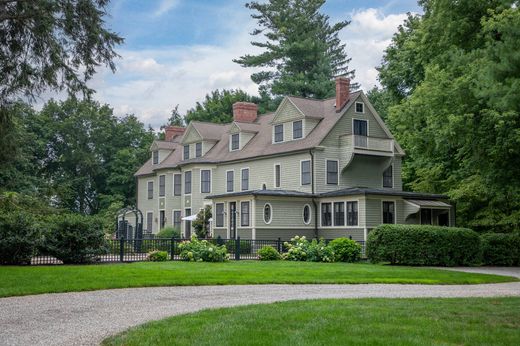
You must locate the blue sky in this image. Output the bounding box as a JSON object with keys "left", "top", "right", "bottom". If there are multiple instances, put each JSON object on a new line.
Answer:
{"left": 69, "top": 0, "right": 422, "bottom": 128}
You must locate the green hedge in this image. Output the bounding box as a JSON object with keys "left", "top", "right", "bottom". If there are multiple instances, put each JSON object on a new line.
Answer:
{"left": 0, "top": 212, "right": 40, "bottom": 265}
{"left": 367, "top": 224, "right": 482, "bottom": 266}
{"left": 481, "top": 233, "right": 520, "bottom": 266}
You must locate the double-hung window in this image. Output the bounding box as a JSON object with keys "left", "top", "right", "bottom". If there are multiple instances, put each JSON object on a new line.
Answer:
{"left": 334, "top": 202, "right": 345, "bottom": 226}
{"left": 215, "top": 203, "right": 224, "bottom": 227}
{"left": 152, "top": 151, "right": 159, "bottom": 164}
{"left": 346, "top": 201, "right": 358, "bottom": 226}
{"left": 321, "top": 203, "right": 332, "bottom": 226}
{"left": 226, "top": 171, "right": 234, "bottom": 192}
{"left": 241, "top": 168, "right": 249, "bottom": 191}
{"left": 195, "top": 142, "right": 202, "bottom": 157}
{"left": 326, "top": 160, "right": 338, "bottom": 185}
{"left": 240, "top": 201, "right": 250, "bottom": 227}
{"left": 200, "top": 169, "right": 211, "bottom": 193}
{"left": 173, "top": 174, "right": 181, "bottom": 196}
{"left": 231, "top": 134, "right": 239, "bottom": 150}
{"left": 383, "top": 201, "right": 395, "bottom": 224}
{"left": 301, "top": 160, "right": 311, "bottom": 185}
{"left": 184, "top": 171, "right": 192, "bottom": 194}
{"left": 146, "top": 212, "right": 153, "bottom": 232}
{"left": 147, "top": 181, "right": 153, "bottom": 199}
{"left": 183, "top": 145, "right": 190, "bottom": 160}
{"left": 274, "top": 164, "right": 281, "bottom": 188}
{"left": 383, "top": 165, "right": 393, "bottom": 188}
{"left": 293, "top": 120, "right": 303, "bottom": 139}
{"left": 159, "top": 175, "right": 165, "bottom": 197}
{"left": 274, "top": 124, "right": 283, "bottom": 143}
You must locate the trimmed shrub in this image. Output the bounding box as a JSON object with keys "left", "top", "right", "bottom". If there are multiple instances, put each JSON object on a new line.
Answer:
{"left": 179, "top": 236, "right": 229, "bottom": 262}
{"left": 147, "top": 250, "right": 168, "bottom": 262}
{"left": 258, "top": 245, "right": 281, "bottom": 260}
{"left": 481, "top": 233, "right": 520, "bottom": 266}
{"left": 42, "top": 214, "right": 109, "bottom": 264}
{"left": 0, "top": 212, "right": 40, "bottom": 265}
{"left": 283, "top": 236, "right": 335, "bottom": 262}
{"left": 329, "top": 238, "right": 362, "bottom": 262}
{"left": 156, "top": 227, "right": 180, "bottom": 239}
{"left": 367, "top": 224, "right": 481, "bottom": 266}
{"left": 226, "top": 240, "right": 252, "bottom": 254}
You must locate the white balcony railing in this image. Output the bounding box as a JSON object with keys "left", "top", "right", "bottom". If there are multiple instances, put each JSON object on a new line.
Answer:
{"left": 351, "top": 135, "right": 394, "bottom": 152}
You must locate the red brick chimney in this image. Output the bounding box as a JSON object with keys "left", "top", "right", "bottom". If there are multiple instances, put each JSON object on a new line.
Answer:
{"left": 232, "top": 102, "right": 258, "bottom": 123}
{"left": 335, "top": 76, "right": 350, "bottom": 112}
{"left": 164, "top": 126, "right": 185, "bottom": 141}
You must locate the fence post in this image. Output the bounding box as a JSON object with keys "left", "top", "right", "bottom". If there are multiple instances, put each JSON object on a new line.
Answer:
{"left": 277, "top": 237, "right": 282, "bottom": 253}
{"left": 235, "top": 236, "right": 241, "bottom": 260}
{"left": 119, "top": 236, "right": 125, "bottom": 262}
{"left": 170, "top": 237, "right": 175, "bottom": 260}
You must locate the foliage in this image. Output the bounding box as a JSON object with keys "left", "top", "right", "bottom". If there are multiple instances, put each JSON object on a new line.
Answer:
{"left": 367, "top": 224, "right": 482, "bottom": 266}
{"left": 283, "top": 236, "right": 335, "bottom": 262}
{"left": 0, "top": 0, "right": 123, "bottom": 106}
{"left": 328, "top": 238, "right": 362, "bottom": 263}
{"left": 164, "top": 105, "right": 185, "bottom": 127}
{"left": 42, "top": 213, "right": 109, "bottom": 264}
{"left": 147, "top": 251, "right": 168, "bottom": 262}
{"left": 184, "top": 89, "right": 279, "bottom": 124}
{"left": 0, "top": 211, "right": 40, "bottom": 265}
{"left": 192, "top": 205, "right": 212, "bottom": 238}
{"left": 235, "top": 0, "right": 354, "bottom": 98}
{"left": 178, "top": 236, "right": 229, "bottom": 262}
{"left": 225, "top": 240, "right": 252, "bottom": 255}
{"left": 156, "top": 227, "right": 181, "bottom": 239}
{"left": 376, "top": 1, "right": 520, "bottom": 230}
{"left": 481, "top": 233, "right": 520, "bottom": 266}
{"left": 257, "top": 245, "right": 281, "bottom": 260}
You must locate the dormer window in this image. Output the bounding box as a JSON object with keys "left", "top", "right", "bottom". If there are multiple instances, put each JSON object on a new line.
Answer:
{"left": 195, "top": 142, "right": 202, "bottom": 158}
{"left": 183, "top": 145, "right": 190, "bottom": 160}
{"left": 152, "top": 150, "right": 159, "bottom": 164}
{"left": 274, "top": 124, "right": 284, "bottom": 143}
{"left": 231, "top": 134, "right": 239, "bottom": 150}
{"left": 355, "top": 102, "right": 364, "bottom": 113}
{"left": 293, "top": 120, "right": 302, "bottom": 139}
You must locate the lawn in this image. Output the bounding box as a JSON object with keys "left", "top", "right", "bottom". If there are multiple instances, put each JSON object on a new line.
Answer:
{"left": 0, "top": 261, "right": 516, "bottom": 297}
{"left": 103, "top": 297, "right": 520, "bottom": 346}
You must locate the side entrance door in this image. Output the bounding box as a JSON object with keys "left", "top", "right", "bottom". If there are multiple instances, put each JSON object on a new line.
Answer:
{"left": 229, "top": 202, "right": 236, "bottom": 239}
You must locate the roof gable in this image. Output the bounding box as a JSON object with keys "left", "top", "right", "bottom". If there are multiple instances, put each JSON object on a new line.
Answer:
{"left": 271, "top": 97, "right": 305, "bottom": 124}
{"left": 181, "top": 123, "right": 203, "bottom": 144}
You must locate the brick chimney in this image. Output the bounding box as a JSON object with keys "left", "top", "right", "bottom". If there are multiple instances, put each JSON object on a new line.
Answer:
{"left": 335, "top": 76, "right": 350, "bottom": 112}
{"left": 164, "top": 126, "right": 185, "bottom": 141}
{"left": 232, "top": 102, "right": 258, "bottom": 123}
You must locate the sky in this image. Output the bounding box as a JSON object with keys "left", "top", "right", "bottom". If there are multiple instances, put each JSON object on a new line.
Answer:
{"left": 49, "top": 0, "right": 422, "bottom": 129}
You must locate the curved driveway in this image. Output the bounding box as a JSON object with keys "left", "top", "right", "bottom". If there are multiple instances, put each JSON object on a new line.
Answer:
{"left": 1, "top": 267, "right": 519, "bottom": 346}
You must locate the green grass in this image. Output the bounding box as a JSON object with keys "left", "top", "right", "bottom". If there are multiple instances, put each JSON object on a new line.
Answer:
{"left": 0, "top": 261, "right": 516, "bottom": 297}
{"left": 103, "top": 298, "right": 520, "bottom": 346}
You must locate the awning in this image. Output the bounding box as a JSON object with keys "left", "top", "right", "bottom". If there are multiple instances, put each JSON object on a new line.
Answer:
{"left": 406, "top": 200, "right": 451, "bottom": 208}
{"left": 181, "top": 214, "right": 198, "bottom": 221}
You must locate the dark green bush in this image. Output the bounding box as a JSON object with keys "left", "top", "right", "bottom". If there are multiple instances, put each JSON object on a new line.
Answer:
{"left": 147, "top": 250, "right": 168, "bottom": 262}
{"left": 0, "top": 212, "right": 40, "bottom": 265}
{"left": 156, "top": 227, "right": 180, "bottom": 239}
{"left": 43, "top": 214, "right": 109, "bottom": 264}
{"left": 481, "top": 233, "right": 520, "bottom": 266}
{"left": 329, "top": 238, "right": 362, "bottom": 262}
{"left": 257, "top": 245, "right": 281, "bottom": 260}
{"left": 226, "top": 240, "right": 252, "bottom": 254}
{"left": 367, "top": 224, "right": 481, "bottom": 266}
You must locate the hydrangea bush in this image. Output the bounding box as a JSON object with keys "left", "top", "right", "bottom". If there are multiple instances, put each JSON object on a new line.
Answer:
{"left": 178, "top": 236, "right": 229, "bottom": 262}
{"left": 283, "top": 236, "right": 335, "bottom": 262}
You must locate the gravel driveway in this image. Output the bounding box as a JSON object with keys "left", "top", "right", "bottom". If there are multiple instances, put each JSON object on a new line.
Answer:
{"left": 1, "top": 269, "right": 519, "bottom": 346}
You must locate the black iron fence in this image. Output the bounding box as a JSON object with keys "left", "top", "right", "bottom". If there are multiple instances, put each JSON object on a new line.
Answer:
{"left": 30, "top": 237, "right": 366, "bottom": 265}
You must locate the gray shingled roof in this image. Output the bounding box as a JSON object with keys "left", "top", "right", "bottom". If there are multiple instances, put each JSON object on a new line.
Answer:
{"left": 319, "top": 187, "right": 448, "bottom": 199}
{"left": 135, "top": 91, "right": 362, "bottom": 176}
{"left": 206, "top": 189, "right": 314, "bottom": 199}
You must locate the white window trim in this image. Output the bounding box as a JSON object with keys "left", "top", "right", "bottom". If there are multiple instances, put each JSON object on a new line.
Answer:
{"left": 183, "top": 144, "right": 190, "bottom": 160}
{"left": 320, "top": 199, "right": 361, "bottom": 229}
{"left": 146, "top": 210, "right": 154, "bottom": 233}
{"left": 381, "top": 200, "right": 397, "bottom": 224}
{"left": 272, "top": 123, "right": 284, "bottom": 144}
{"left": 195, "top": 142, "right": 203, "bottom": 158}
{"left": 146, "top": 180, "right": 154, "bottom": 200}
{"left": 226, "top": 169, "right": 235, "bottom": 192}
{"left": 352, "top": 118, "right": 369, "bottom": 136}
{"left": 273, "top": 163, "right": 281, "bottom": 188}
{"left": 229, "top": 133, "right": 240, "bottom": 151}
{"left": 263, "top": 203, "right": 273, "bottom": 224}
{"left": 382, "top": 165, "right": 394, "bottom": 189}
{"left": 240, "top": 201, "right": 251, "bottom": 227}
{"left": 240, "top": 167, "right": 250, "bottom": 191}
{"left": 152, "top": 150, "right": 159, "bottom": 165}
{"left": 325, "top": 159, "right": 339, "bottom": 185}
{"left": 184, "top": 170, "right": 192, "bottom": 196}
{"left": 355, "top": 101, "right": 365, "bottom": 114}
{"left": 300, "top": 159, "right": 311, "bottom": 186}
{"left": 172, "top": 209, "right": 181, "bottom": 229}
{"left": 173, "top": 173, "right": 182, "bottom": 196}
{"left": 292, "top": 120, "right": 303, "bottom": 140}
{"left": 303, "top": 204, "right": 312, "bottom": 225}
{"left": 346, "top": 200, "right": 360, "bottom": 227}
{"left": 158, "top": 174, "right": 166, "bottom": 197}
{"left": 333, "top": 201, "right": 346, "bottom": 227}
{"left": 214, "top": 202, "right": 225, "bottom": 228}
{"left": 199, "top": 169, "right": 212, "bottom": 194}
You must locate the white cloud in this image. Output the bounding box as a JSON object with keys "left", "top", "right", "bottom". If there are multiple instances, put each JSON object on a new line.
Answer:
{"left": 341, "top": 8, "right": 408, "bottom": 90}
{"left": 153, "top": 0, "right": 180, "bottom": 17}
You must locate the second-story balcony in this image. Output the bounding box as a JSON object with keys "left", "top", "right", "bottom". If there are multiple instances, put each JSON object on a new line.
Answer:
{"left": 341, "top": 134, "right": 394, "bottom": 157}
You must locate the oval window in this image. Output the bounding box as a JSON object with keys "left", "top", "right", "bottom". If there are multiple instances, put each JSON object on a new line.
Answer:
{"left": 303, "top": 204, "right": 311, "bottom": 225}
{"left": 263, "top": 203, "right": 272, "bottom": 224}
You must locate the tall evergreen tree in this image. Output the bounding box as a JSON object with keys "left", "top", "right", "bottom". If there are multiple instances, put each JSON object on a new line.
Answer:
{"left": 234, "top": 0, "right": 354, "bottom": 98}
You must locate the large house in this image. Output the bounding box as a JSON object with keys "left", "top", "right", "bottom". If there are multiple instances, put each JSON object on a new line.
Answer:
{"left": 134, "top": 77, "right": 453, "bottom": 242}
